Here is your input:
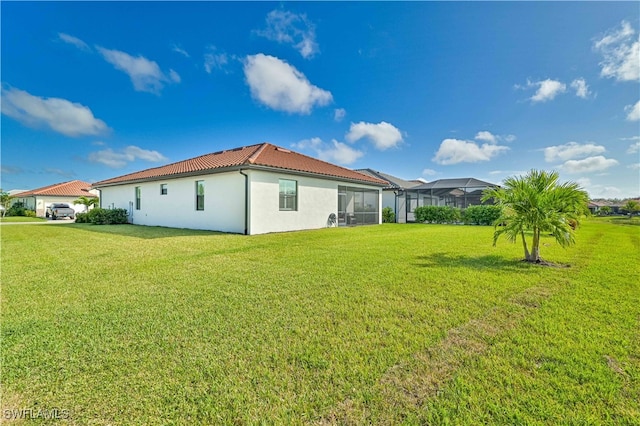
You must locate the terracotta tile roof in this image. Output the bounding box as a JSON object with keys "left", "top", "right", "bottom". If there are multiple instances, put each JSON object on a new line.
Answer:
{"left": 16, "top": 180, "right": 97, "bottom": 198}
{"left": 93, "top": 143, "right": 386, "bottom": 187}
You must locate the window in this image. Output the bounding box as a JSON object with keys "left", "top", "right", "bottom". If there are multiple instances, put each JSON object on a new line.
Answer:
{"left": 279, "top": 179, "right": 297, "bottom": 211}
{"left": 195, "top": 180, "right": 205, "bottom": 211}
{"left": 135, "top": 186, "right": 141, "bottom": 210}
{"left": 160, "top": 184, "right": 167, "bottom": 195}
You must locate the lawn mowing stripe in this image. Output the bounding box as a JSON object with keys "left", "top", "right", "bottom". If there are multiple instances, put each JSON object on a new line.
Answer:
{"left": 318, "top": 285, "right": 558, "bottom": 425}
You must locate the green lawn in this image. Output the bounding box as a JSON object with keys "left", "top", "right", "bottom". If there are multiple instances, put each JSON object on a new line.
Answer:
{"left": 2, "top": 221, "right": 638, "bottom": 424}
{"left": 0, "top": 216, "right": 47, "bottom": 223}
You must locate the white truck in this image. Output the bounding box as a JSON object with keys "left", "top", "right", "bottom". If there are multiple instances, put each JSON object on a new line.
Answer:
{"left": 46, "top": 203, "right": 75, "bottom": 220}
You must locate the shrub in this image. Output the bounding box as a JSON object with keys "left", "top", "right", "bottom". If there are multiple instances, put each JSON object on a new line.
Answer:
{"left": 6, "top": 202, "right": 26, "bottom": 217}
{"left": 24, "top": 210, "right": 37, "bottom": 218}
{"left": 75, "top": 212, "right": 90, "bottom": 223}
{"left": 77, "top": 208, "right": 128, "bottom": 225}
{"left": 414, "top": 206, "right": 461, "bottom": 224}
{"left": 462, "top": 205, "right": 502, "bottom": 225}
{"left": 382, "top": 207, "right": 395, "bottom": 223}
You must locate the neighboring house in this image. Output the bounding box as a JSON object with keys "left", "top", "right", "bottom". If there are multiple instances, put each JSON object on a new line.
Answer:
{"left": 12, "top": 180, "right": 98, "bottom": 217}
{"left": 407, "top": 178, "right": 498, "bottom": 221}
{"left": 92, "top": 143, "right": 387, "bottom": 235}
{"left": 589, "top": 198, "right": 640, "bottom": 215}
{"left": 356, "top": 169, "right": 422, "bottom": 223}
{"left": 588, "top": 200, "right": 608, "bottom": 215}
{"left": 354, "top": 172, "right": 498, "bottom": 223}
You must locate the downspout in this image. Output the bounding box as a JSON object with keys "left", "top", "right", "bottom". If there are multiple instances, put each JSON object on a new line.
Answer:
{"left": 393, "top": 191, "right": 398, "bottom": 223}
{"left": 239, "top": 170, "right": 249, "bottom": 235}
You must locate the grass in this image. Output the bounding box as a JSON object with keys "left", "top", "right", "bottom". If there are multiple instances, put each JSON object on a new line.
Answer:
{"left": 1, "top": 220, "right": 638, "bottom": 424}
{"left": 593, "top": 215, "right": 640, "bottom": 226}
{"left": 0, "top": 216, "right": 47, "bottom": 223}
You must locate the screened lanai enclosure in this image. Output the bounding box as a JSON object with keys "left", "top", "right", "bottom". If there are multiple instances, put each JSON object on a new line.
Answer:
{"left": 401, "top": 178, "right": 497, "bottom": 222}
{"left": 338, "top": 185, "right": 380, "bottom": 226}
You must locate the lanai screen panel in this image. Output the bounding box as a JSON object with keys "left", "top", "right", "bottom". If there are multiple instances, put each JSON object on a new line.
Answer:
{"left": 338, "top": 186, "right": 379, "bottom": 225}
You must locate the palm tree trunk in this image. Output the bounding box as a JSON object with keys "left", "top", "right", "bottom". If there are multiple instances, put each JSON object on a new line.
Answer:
{"left": 531, "top": 227, "right": 540, "bottom": 262}
{"left": 520, "top": 229, "right": 531, "bottom": 261}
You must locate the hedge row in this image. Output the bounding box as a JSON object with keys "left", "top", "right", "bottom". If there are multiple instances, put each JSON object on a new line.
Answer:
{"left": 75, "top": 208, "right": 128, "bottom": 225}
{"left": 413, "top": 205, "right": 502, "bottom": 225}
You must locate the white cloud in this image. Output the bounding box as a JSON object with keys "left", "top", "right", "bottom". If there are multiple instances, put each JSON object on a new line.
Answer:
{"left": 1, "top": 165, "right": 23, "bottom": 175}
{"left": 576, "top": 177, "right": 592, "bottom": 188}
{"left": 169, "top": 69, "right": 181, "bottom": 83}
{"left": 475, "top": 131, "right": 497, "bottom": 144}
{"left": 593, "top": 21, "right": 639, "bottom": 82}
{"left": 292, "top": 137, "right": 363, "bottom": 165}
{"left": 97, "top": 47, "right": 179, "bottom": 94}
{"left": 88, "top": 145, "right": 167, "bottom": 168}
{"left": 561, "top": 156, "right": 619, "bottom": 173}
{"left": 570, "top": 78, "right": 591, "bottom": 98}
{"left": 422, "top": 168, "right": 438, "bottom": 176}
{"left": 257, "top": 9, "right": 319, "bottom": 59}
{"left": 625, "top": 100, "right": 640, "bottom": 121}
{"left": 433, "top": 138, "right": 509, "bottom": 165}
{"left": 291, "top": 137, "right": 323, "bottom": 150}
{"left": 1, "top": 86, "right": 108, "bottom": 137}
{"left": 204, "top": 46, "right": 229, "bottom": 74}
{"left": 475, "top": 131, "right": 516, "bottom": 144}
{"left": 543, "top": 142, "right": 606, "bottom": 162}
{"left": 317, "top": 140, "right": 364, "bottom": 165}
{"left": 345, "top": 121, "right": 403, "bottom": 150}
{"left": 529, "top": 79, "right": 567, "bottom": 102}
{"left": 334, "top": 108, "right": 346, "bottom": 122}
{"left": 243, "top": 54, "right": 332, "bottom": 114}
{"left": 171, "top": 44, "right": 190, "bottom": 58}
{"left": 627, "top": 141, "right": 640, "bottom": 154}
{"left": 45, "top": 168, "right": 75, "bottom": 178}
{"left": 58, "top": 33, "right": 90, "bottom": 51}
{"left": 628, "top": 163, "right": 640, "bottom": 170}
{"left": 489, "top": 169, "right": 528, "bottom": 177}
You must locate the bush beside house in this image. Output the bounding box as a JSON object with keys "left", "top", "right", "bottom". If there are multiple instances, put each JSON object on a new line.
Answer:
{"left": 413, "top": 205, "right": 502, "bottom": 225}
{"left": 75, "top": 208, "right": 128, "bottom": 225}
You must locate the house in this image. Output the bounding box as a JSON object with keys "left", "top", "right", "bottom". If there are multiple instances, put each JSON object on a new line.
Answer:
{"left": 92, "top": 143, "right": 387, "bottom": 235}
{"left": 12, "top": 180, "right": 98, "bottom": 217}
{"left": 354, "top": 172, "right": 498, "bottom": 223}
{"left": 355, "top": 169, "right": 422, "bottom": 223}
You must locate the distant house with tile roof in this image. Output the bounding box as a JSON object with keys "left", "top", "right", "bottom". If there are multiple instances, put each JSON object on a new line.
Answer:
{"left": 93, "top": 143, "right": 387, "bottom": 235}
{"left": 12, "top": 180, "right": 98, "bottom": 217}
{"left": 354, "top": 171, "right": 498, "bottom": 223}
{"left": 356, "top": 169, "right": 421, "bottom": 223}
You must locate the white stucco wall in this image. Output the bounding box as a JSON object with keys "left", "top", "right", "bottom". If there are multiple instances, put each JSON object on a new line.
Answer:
{"left": 381, "top": 190, "right": 399, "bottom": 222}
{"left": 247, "top": 170, "right": 337, "bottom": 235}
{"left": 98, "top": 172, "right": 245, "bottom": 233}
{"left": 247, "top": 170, "right": 382, "bottom": 235}
{"left": 97, "top": 169, "right": 382, "bottom": 235}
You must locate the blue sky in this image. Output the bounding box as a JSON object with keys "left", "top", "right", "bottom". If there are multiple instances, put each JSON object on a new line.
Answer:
{"left": 2, "top": 2, "right": 639, "bottom": 198}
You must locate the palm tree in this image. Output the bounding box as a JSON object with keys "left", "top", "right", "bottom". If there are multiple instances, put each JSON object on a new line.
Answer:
{"left": 598, "top": 205, "right": 612, "bottom": 216}
{"left": 482, "top": 170, "right": 589, "bottom": 263}
{"left": 0, "top": 189, "right": 13, "bottom": 218}
{"left": 622, "top": 200, "right": 639, "bottom": 216}
{"left": 73, "top": 196, "right": 99, "bottom": 212}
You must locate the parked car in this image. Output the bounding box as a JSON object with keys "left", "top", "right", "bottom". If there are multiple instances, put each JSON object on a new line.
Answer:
{"left": 46, "top": 203, "right": 75, "bottom": 220}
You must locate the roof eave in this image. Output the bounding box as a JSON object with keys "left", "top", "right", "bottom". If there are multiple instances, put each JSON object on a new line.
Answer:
{"left": 93, "top": 164, "right": 387, "bottom": 189}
